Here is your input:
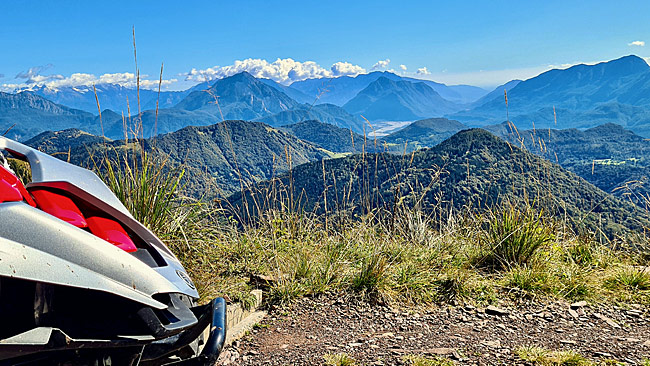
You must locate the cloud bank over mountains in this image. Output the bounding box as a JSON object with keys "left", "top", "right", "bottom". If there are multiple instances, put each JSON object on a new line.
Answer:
{"left": 2, "top": 65, "right": 177, "bottom": 92}
{"left": 1, "top": 58, "right": 434, "bottom": 92}
{"left": 5, "top": 56, "right": 643, "bottom": 92}
{"left": 184, "top": 58, "right": 368, "bottom": 84}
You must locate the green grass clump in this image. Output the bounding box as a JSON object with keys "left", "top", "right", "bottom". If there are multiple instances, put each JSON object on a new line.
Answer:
{"left": 516, "top": 346, "right": 593, "bottom": 365}
{"left": 566, "top": 240, "right": 596, "bottom": 266}
{"left": 102, "top": 149, "right": 200, "bottom": 239}
{"left": 323, "top": 353, "right": 357, "bottom": 366}
{"left": 605, "top": 267, "right": 650, "bottom": 291}
{"left": 403, "top": 354, "right": 455, "bottom": 366}
{"left": 7, "top": 158, "right": 31, "bottom": 185}
{"left": 505, "top": 266, "right": 550, "bottom": 293}
{"left": 480, "top": 205, "right": 555, "bottom": 269}
{"left": 351, "top": 249, "right": 389, "bottom": 297}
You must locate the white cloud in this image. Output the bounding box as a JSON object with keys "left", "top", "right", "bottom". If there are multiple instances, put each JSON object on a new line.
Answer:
{"left": 185, "top": 58, "right": 367, "bottom": 84}
{"left": 371, "top": 58, "right": 391, "bottom": 70}
{"left": 2, "top": 69, "right": 176, "bottom": 92}
{"left": 416, "top": 67, "right": 431, "bottom": 75}
{"left": 629, "top": 40, "right": 645, "bottom": 47}
{"left": 399, "top": 64, "right": 407, "bottom": 71}
{"left": 331, "top": 61, "right": 366, "bottom": 77}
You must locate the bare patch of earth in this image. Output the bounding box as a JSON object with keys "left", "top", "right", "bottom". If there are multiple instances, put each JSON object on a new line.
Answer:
{"left": 219, "top": 294, "right": 650, "bottom": 365}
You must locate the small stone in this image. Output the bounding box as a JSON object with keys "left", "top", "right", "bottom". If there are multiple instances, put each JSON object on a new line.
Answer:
{"left": 626, "top": 310, "right": 643, "bottom": 317}
{"left": 482, "top": 340, "right": 501, "bottom": 348}
{"left": 395, "top": 335, "right": 405, "bottom": 341}
{"left": 428, "top": 347, "right": 457, "bottom": 356}
{"left": 594, "top": 351, "right": 613, "bottom": 358}
{"left": 568, "top": 309, "right": 579, "bottom": 319}
{"left": 560, "top": 340, "right": 577, "bottom": 345}
{"left": 486, "top": 305, "right": 509, "bottom": 316}
{"left": 348, "top": 342, "right": 363, "bottom": 347}
{"left": 594, "top": 313, "right": 620, "bottom": 329}
{"left": 249, "top": 273, "right": 277, "bottom": 288}
{"left": 570, "top": 301, "right": 588, "bottom": 309}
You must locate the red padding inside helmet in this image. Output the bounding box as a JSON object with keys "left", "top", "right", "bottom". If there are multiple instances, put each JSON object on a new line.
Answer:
{"left": 30, "top": 189, "right": 88, "bottom": 228}
{"left": 0, "top": 179, "right": 23, "bottom": 203}
{"left": 86, "top": 216, "right": 138, "bottom": 252}
{"left": 0, "top": 165, "right": 36, "bottom": 206}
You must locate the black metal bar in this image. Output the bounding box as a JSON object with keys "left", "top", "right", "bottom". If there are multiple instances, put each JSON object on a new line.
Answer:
{"left": 199, "top": 297, "right": 227, "bottom": 362}
{"left": 159, "top": 298, "right": 227, "bottom": 366}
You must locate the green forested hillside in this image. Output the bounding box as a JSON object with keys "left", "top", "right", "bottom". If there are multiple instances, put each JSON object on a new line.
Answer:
{"left": 485, "top": 122, "right": 650, "bottom": 208}
{"left": 380, "top": 117, "right": 467, "bottom": 151}
{"left": 231, "top": 129, "right": 649, "bottom": 237}
{"left": 25, "top": 120, "right": 331, "bottom": 198}
{"left": 280, "top": 120, "right": 367, "bottom": 153}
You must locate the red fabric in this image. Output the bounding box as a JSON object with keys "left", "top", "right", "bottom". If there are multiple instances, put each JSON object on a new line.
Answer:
{"left": 86, "top": 216, "right": 138, "bottom": 252}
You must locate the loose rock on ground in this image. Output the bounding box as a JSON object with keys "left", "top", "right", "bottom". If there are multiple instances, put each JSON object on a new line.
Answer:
{"left": 219, "top": 294, "right": 650, "bottom": 365}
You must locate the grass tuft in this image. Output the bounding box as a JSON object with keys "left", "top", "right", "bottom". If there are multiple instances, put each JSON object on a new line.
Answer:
{"left": 351, "top": 249, "right": 389, "bottom": 298}
{"left": 606, "top": 267, "right": 650, "bottom": 291}
{"left": 480, "top": 205, "right": 555, "bottom": 269}
{"left": 516, "top": 346, "right": 593, "bottom": 365}
{"left": 323, "top": 353, "right": 358, "bottom": 366}
{"left": 403, "top": 354, "right": 455, "bottom": 366}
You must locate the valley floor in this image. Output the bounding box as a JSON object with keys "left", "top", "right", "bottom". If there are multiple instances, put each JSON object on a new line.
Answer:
{"left": 220, "top": 294, "right": 650, "bottom": 366}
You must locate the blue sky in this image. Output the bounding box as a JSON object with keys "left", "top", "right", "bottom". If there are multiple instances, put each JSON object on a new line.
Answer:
{"left": 1, "top": 0, "right": 649, "bottom": 90}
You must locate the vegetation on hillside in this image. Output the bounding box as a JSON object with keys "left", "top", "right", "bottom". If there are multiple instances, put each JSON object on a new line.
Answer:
{"left": 21, "top": 108, "right": 650, "bottom": 310}
{"left": 26, "top": 120, "right": 332, "bottom": 198}
{"left": 231, "top": 129, "right": 650, "bottom": 238}
{"left": 487, "top": 122, "right": 650, "bottom": 209}
{"left": 380, "top": 117, "right": 466, "bottom": 152}
{"left": 280, "top": 119, "right": 368, "bottom": 153}
{"left": 90, "top": 126, "right": 650, "bottom": 311}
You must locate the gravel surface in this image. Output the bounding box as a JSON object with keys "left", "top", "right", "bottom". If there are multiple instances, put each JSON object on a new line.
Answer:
{"left": 218, "top": 294, "right": 650, "bottom": 365}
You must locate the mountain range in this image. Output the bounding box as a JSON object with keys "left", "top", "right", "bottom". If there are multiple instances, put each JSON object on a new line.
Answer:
{"left": 342, "top": 77, "right": 462, "bottom": 121}
{"left": 2, "top": 70, "right": 477, "bottom": 140}
{"left": 451, "top": 55, "right": 650, "bottom": 137}
{"left": 289, "top": 71, "right": 488, "bottom": 105}
{"left": 0, "top": 91, "right": 102, "bottom": 140}
{"left": 7, "top": 54, "right": 650, "bottom": 142}
{"left": 17, "top": 84, "right": 190, "bottom": 114}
